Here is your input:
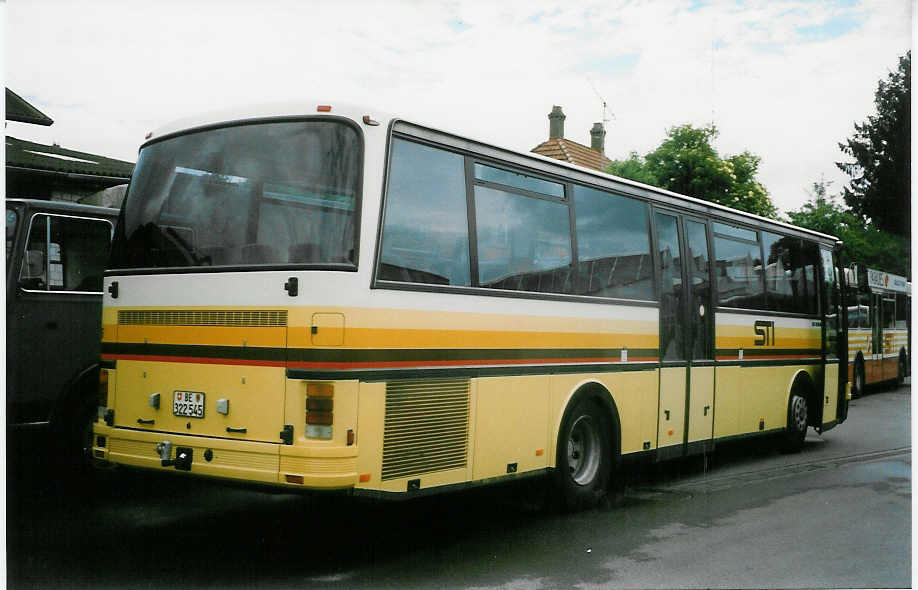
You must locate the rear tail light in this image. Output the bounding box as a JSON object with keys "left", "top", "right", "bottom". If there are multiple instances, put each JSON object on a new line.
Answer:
{"left": 305, "top": 382, "right": 333, "bottom": 439}
{"left": 97, "top": 369, "right": 110, "bottom": 419}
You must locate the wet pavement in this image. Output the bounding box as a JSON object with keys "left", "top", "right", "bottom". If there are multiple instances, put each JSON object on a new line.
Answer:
{"left": 6, "top": 381, "right": 911, "bottom": 589}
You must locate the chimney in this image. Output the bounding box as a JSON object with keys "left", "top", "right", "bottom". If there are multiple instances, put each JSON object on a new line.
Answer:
{"left": 548, "top": 105, "right": 565, "bottom": 138}
{"left": 590, "top": 122, "right": 606, "bottom": 154}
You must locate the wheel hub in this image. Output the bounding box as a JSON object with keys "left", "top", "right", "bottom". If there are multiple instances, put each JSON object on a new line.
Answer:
{"left": 792, "top": 396, "right": 807, "bottom": 432}
{"left": 567, "top": 415, "right": 601, "bottom": 485}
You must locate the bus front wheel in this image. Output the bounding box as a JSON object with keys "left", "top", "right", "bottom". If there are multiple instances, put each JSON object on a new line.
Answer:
{"left": 555, "top": 397, "right": 611, "bottom": 510}
{"left": 852, "top": 359, "right": 865, "bottom": 398}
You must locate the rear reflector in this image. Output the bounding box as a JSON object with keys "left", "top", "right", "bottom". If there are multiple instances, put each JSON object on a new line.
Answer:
{"left": 285, "top": 474, "right": 304, "bottom": 484}
{"left": 306, "top": 411, "right": 333, "bottom": 425}
{"left": 316, "top": 105, "right": 332, "bottom": 112}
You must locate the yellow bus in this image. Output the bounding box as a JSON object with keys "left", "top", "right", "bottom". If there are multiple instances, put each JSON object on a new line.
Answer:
{"left": 92, "top": 102, "right": 849, "bottom": 508}
{"left": 845, "top": 264, "right": 909, "bottom": 396}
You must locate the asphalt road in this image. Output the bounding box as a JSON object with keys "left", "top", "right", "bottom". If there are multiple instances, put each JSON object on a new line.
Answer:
{"left": 6, "top": 380, "right": 911, "bottom": 589}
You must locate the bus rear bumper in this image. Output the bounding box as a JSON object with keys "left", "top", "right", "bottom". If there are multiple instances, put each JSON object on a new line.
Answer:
{"left": 92, "top": 423, "right": 358, "bottom": 490}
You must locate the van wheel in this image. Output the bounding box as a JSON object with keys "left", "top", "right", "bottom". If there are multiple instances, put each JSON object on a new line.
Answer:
{"left": 53, "top": 392, "right": 96, "bottom": 477}
{"left": 852, "top": 359, "right": 865, "bottom": 398}
{"left": 555, "top": 398, "right": 610, "bottom": 510}
{"left": 780, "top": 392, "right": 808, "bottom": 453}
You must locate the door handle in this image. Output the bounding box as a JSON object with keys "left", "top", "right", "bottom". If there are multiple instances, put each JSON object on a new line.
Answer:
{"left": 226, "top": 426, "right": 247, "bottom": 434}
{"left": 704, "top": 405, "right": 710, "bottom": 416}
{"left": 664, "top": 410, "right": 670, "bottom": 420}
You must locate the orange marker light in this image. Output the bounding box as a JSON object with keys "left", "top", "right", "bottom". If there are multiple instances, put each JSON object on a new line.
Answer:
{"left": 535, "top": 449, "right": 544, "bottom": 456}
{"left": 668, "top": 429, "right": 674, "bottom": 436}
{"left": 317, "top": 105, "right": 332, "bottom": 112}
{"left": 307, "top": 382, "right": 334, "bottom": 397}
{"left": 359, "top": 473, "right": 371, "bottom": 483}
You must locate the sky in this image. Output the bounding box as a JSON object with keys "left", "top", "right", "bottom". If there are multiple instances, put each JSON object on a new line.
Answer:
{"left": 3, "top": 0, "right": 912, "bottom": 214}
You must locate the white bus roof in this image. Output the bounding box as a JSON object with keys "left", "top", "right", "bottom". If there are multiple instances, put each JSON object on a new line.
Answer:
{"left": 142, "top": 100, "right": 840, "bottom": 245}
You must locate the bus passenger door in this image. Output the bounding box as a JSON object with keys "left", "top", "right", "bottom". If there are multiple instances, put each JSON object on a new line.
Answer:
{"left": 683, "top": 218, "right": 715, "bottom": 451}
{"left": 654, "top": 211, "right": 714, "bottom": 459}
{"left": 819, "top": 247, "right": 846, "bottom": 427}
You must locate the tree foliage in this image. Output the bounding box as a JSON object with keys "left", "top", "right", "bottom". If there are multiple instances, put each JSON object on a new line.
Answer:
{"left": 787, "top": 180, "right": 909, "bottom": 276}
{"left": 836, "top": 51, "right": 910, "bottom": 236}
{"left": 607, "top": 124, "right": 778, "bottom": 219}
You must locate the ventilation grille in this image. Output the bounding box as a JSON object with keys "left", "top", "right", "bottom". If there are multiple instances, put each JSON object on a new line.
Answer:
{"left": 118, "top": 309, "right": 287, "bottom": 327}
{"left": 381, "top": 378, "right": 471, "bottom": 481}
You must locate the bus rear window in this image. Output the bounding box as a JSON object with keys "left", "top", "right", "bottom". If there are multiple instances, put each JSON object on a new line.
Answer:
{"left": 111, "top": 120, "right": 361, "bottom": 270}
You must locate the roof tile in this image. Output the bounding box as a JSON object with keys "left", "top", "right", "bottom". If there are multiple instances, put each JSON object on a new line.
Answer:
{"left": 531, "top": 137, "right": 611, "bottom": 172}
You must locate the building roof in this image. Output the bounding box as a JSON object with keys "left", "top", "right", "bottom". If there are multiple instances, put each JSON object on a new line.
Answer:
{"left": 531, "top": 137, "right": 611, "bottom": 172}
{"left": 6, "top": 135, "right": 134, "bottom": 179}
{"left": 5, "top": 88, "right": 53, "bottom": 126}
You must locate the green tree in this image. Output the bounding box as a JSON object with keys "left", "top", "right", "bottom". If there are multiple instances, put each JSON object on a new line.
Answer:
{"left": 787, "top": 180, "right": 909, "bottom": 276}
{"left": 836, "top": 51, "right": 910, "bottom": 236}
{"left": 606, "top": 124, "right": 778, "bottom": 219}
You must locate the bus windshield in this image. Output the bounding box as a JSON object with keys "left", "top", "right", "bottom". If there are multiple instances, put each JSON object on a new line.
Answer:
{"left": 110, "top": 119, "right": 361, "bottom": 270}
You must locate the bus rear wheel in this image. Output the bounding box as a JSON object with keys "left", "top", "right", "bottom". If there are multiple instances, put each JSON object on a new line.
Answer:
{"left": 555, "top": 398, "right": 611, "bottom": 511}
{"left": 780, "top": 392, "right": 808, "bottom": 453}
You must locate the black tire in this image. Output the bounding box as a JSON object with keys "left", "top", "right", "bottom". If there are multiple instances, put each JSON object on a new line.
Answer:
{"left": 555, "top": 397, "right": 611, "bottom": 511}
{"left": 780, "top": 392, "right": 808, "bottom": 453}
{"left": 852, "top": 358, "right": 865, "bottom": 399}
{"left": 52, "top": 390, "right": 97, "bottom": 477}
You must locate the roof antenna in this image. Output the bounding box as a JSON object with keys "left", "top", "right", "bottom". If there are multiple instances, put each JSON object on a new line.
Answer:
{"left": 586, "top": 77, "right": 614, "bottom": 126}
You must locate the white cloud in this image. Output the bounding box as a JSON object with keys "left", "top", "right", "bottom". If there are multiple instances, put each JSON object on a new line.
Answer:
{"left": 5, "top": 0, "right": 910, "bottom": 213}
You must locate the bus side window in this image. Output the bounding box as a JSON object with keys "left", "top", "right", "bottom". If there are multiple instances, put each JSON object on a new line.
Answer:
{"left": 713, "top": 222, "right": 764, "bottom": 310}
{"left": 573, "top": 185, "right": 653, "bottom": 300}
{"left": 883, "top": 298, "right": 896, "bottom": 330}
{"left": 378, "top": 139, "right": 471, "bottom": 287}
{"left": 860, "top": 292, "right": 871, "bottom": 329}
{"left": 895, "top": 293, "right": 908, "bottom": 329}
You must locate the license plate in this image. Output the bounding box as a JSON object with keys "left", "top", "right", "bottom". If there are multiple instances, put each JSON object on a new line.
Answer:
{"left": 173, "top": 391, "right": 205, "bottom": 418}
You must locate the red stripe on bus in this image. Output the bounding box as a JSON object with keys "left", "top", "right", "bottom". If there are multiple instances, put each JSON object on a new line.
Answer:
{"left": 715, "top": 354, "right": 821, "bottom": 361}
{"left": 285, "top": 356, "right": 659, "bottom": 369}
{"left": 102, "top": 354, "right": 659, "bottom": 368}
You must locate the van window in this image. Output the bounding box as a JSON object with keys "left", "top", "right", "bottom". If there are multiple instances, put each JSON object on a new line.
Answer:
{"left": 6, "top": 207, "right": 18, "bottom": 266}
{"left": 18, "top": 214, "right": 112, "bottom": 293}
